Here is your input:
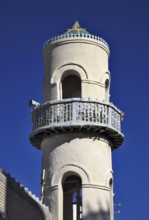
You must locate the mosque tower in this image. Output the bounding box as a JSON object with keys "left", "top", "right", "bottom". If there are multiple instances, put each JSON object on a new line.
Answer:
{"left": 29, "top": 21, "right": 124, "bottom": 220}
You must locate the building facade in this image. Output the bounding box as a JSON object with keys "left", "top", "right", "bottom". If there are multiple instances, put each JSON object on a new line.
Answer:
{"left": 30, "top": 21, "right": 124, "bottom": 220}
{"left": 0, "top": 170, "right": 50, "bottom": 220}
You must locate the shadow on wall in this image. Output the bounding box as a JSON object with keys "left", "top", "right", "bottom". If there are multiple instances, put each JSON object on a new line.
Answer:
{"left": 44, "top": 132, "right": 110, "bottom": 154}
{"left": 84, "top": 210, "right": 110, "bottom": 220}
{"left": 83, "top": 202, "right": 110, "bottom": 220}
{"left": 0, "top": 170, "right": 49, "bottom": 220}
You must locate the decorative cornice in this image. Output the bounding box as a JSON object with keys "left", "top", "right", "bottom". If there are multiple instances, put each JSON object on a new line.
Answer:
{"left": 82, "top": 183, "right": 110, "bottom": 191}
{"left": 43, "top": 33, "right": 109, "bottom": 50}
{"left": 82, "top": 79, "right": 105, "bottom": 87}
{"left": 45, "top": 183, "right": 110, "bottom": 192}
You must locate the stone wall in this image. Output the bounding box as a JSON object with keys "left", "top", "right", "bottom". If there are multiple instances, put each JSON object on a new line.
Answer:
{"left": 0, "top": 169, "right": 50, "bottom": 220}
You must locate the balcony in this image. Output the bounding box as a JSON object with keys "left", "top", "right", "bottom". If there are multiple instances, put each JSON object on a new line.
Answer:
{"left": 30, "top": 98, "right": 124, "bottom": 149}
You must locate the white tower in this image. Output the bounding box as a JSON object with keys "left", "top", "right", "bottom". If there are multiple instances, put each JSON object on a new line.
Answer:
{"left": 30, "top": 21, "right": 124, "bottom": 220}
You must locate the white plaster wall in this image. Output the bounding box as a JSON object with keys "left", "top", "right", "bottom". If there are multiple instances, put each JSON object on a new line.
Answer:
{"left": 41, "top": 37, "right": 113, "bottom": 220}
{"left": 42, "top": 133, "right": 112, "bottom": 185}
{"left": 83, "top": 187, "right": 111, "bottom": 220}
{"left": 41, "top": 132, "right": 113, "bottom": 220}
{"left": 43, "top": 39, "right": 110, "bottom": 101}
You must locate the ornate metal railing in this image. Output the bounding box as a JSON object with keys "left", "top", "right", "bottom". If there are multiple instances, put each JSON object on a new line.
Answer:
{"left": 31, "top": 99, "right": 122, "bottom": 132}
{"left": 30, "top": 99, "right": 124, "bottom": 148}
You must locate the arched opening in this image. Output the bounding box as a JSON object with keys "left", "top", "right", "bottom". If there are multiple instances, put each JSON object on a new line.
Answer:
{"left": 63, "top": 175, "right": 82, "bottom": 220}
{"left": 105, "top": 79, "right": 110, "bottom": 101}
{"left": 62, "top": 73, "right": 81, "bottom": 99}
{"left": 109, "top": 178, "right": 113, "bottom": 220}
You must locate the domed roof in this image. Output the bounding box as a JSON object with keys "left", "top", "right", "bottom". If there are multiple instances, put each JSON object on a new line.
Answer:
{"left": 63, "top": 21, "right": 90, "bottom": 35}
{"left": 43, "top": 21, "right": 109, "bottom": 50}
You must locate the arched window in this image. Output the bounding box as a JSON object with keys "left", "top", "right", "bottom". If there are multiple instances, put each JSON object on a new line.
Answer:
{"left": 62, "top": 72, "right": 81, "bottom": 99}
{"left": 63, "top": 175, "right": 82, "bottom": 220}
{"left": 109, "top": 178, "right": 113, "bottom": 220}
{"left": 105, "top": 79, "right": 110, "bottom": 101}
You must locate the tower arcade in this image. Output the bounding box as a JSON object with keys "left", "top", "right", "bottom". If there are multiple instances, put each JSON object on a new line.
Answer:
{"left": 30, "top": 21, "right": 124, "bottom": 220}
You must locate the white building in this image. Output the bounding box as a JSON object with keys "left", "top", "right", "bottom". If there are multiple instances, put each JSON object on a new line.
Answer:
{"left": 29, "top": 21, "right": 124, "bottom": 220}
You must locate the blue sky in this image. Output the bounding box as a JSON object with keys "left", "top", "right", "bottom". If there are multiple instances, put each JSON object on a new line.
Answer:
{"left": 0, "top": 1, "right": 149, "bottom": 219}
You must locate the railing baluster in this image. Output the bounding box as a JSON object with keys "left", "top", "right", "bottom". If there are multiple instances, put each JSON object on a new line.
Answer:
{"left": 72, "top": 101, "right": 77, "bottom": 123}
{"left": 87, "top": 103, "right": 89, "bottom": 122}
{"left": 108, "top": 106, "right": 112, "bottom": 127}
{"left": 96, "top": 103, "right": 99, "bottom": 122}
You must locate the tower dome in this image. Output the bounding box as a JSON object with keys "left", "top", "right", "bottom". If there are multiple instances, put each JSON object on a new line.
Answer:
{"left": 63, "top": 21, "right": 90, "bottom": 35}
{"left": 43, "top": 21, "right": 109, "bottom": 50}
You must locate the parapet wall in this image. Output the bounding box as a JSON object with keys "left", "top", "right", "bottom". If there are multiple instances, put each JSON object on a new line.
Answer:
{"left": 0, "top": 169, "right": 50, "bottom": 220}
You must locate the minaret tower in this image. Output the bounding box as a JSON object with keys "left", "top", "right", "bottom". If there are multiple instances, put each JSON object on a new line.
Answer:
{"left": 30, "top": 21, "right": 124, "bottom": 220}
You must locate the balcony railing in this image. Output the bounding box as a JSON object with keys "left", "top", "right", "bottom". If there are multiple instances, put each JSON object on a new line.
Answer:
{"left": 30, "top": 98, "right": 124, "bottom": 148}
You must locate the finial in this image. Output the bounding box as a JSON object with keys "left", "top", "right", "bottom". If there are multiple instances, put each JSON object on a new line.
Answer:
{"left": 72, "top": 21, "right": 80, "bottom": 29}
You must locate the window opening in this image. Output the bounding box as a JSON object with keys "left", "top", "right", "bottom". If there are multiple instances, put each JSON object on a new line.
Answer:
{"left": 105, "top": 79, "right": 109, "bottom": 101}
{"left": 63, "top": 175, "right": 82, "bottom": 220}
{"left": 109, "top": 178, "right": 113, "bottom": 220}
{"left": 62, "top": 74, "right": 81, "bottom": 99}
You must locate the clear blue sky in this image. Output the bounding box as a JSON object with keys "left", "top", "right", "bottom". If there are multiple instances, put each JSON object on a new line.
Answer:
{"left": 0, "top": 1, "right": 149, "bottom": 219}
